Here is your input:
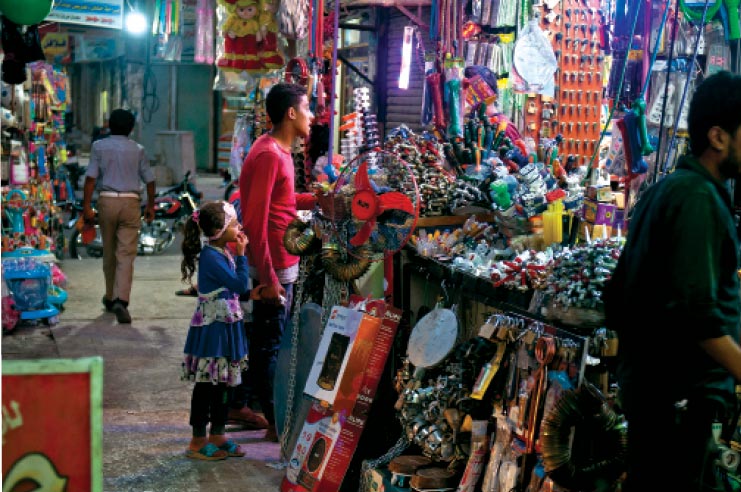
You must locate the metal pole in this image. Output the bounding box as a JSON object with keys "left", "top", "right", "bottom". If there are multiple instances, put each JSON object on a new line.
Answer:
{"left": 326, "top": 0, "right": 341, "bottom": 171}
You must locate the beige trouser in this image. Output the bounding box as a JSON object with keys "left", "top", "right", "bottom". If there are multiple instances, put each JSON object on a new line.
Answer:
{"left": 97, "top": 196, "right": 141, "bottom": 303}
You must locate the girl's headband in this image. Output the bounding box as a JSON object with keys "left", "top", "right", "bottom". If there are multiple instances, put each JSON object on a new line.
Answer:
{"left": 191, "top": 202, "right": 237, "bottom": 241}
{"left": 209, "top": 202, "right": 237, "bottom": 241}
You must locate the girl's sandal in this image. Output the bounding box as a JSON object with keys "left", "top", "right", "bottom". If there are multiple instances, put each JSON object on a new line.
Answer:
{"left": 175, "top": 286, "right": 198, "bottom": 297}
{"left": 218, "top": 440, "right": 246, "bottom": 457}
{"left": 186, "top": 443, "right": 228, "bottom": 461}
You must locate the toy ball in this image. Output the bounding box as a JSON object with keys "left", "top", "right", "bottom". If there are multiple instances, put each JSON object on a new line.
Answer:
{"left": 0, "top": 0, "right": 55, "bottom": 26}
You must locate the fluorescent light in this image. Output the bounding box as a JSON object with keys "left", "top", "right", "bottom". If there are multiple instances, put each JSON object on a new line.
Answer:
{"left": 399, "top": 26, "right": 414, "bottom": 90}
{"left": 125, "top": 11, "right": 147, "bottom": 34}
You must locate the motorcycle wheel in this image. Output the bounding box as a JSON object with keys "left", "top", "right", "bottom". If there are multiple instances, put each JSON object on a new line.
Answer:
{"left": 54, "top": 230, "right": 67, "bottom": 261}
{"left": 69, "top": 226, "right": 104, "bottom": 259}
{"left": 139, "top": 220, "right": 176, "bottom": 255}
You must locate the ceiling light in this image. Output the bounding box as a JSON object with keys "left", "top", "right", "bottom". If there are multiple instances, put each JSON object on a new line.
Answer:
{"left": 125, "top": 11, "right": 147, "bottom": 34}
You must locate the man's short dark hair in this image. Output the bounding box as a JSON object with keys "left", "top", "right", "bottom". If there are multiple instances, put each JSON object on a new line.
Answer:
{"left": 266, "top": 83, "right": 307, "bottom": 127}
{"left": 109, "top": 109, "right": 136, "bottom": 136}
{"left": 688, "top": 71, "right": 741, "bottom": 156}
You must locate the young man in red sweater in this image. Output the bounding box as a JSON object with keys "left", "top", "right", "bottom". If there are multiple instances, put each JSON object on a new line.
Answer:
{"left": 229, "top": 83, "right": 316, "bottom": 441}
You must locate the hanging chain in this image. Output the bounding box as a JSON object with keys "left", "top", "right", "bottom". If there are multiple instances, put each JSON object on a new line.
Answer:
{"left": 359, "top": 436, "right": 411, "bottom": 492}
{"left": 280, "top": 254, "right": 312, "bottom": 459}
{"left": 322, "top": 274, "right": 347, "bottom": 325}
{"left": 321, "top": 220, "right": 351, "bottom": 325}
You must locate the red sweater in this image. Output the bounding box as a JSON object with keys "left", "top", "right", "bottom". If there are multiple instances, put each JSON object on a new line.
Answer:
{"left": 240, "top": 134, "right": 315, "bottom": 286}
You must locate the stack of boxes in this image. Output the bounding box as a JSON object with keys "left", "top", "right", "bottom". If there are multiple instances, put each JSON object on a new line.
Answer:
{"left": 580, "top": 184, "right": 623, "bottom": 240}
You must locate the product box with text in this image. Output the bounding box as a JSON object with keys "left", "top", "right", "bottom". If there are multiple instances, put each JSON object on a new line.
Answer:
{"left": 282, "top": 302, "right": 402, "bottom": 492}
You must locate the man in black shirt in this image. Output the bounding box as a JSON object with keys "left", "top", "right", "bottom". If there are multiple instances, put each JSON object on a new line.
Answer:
{"left": 605, "top": 71, "right": 741, "bottom": 491}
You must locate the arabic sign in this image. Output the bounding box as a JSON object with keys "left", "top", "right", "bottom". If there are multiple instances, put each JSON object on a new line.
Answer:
{"left": 2, "top": 357, "right": 103, "bottom": 492}
{"left": 41, "top": 32, "right": 71, "bottom": 63}
{"left": 47, "top": 0, "right": 124, "bottom": 29}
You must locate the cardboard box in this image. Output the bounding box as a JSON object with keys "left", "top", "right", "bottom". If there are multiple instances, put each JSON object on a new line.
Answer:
{"left": 304, "top": 306, "right": 379, "bottom": 406}
{"left": 583, "top": 199, "right": 616, "bottom": 226}
{"left": 613, "top": 192, "right": 626, "bottom": 209}
{"left": 282, "top": 302, "right": 402, "bottom": 492}
{"left": 367, "top": 467, "right": 410, "bottom": 492}
{"left": 585, "top": 185, "right": 612, "bottom": 201}
{"left": 613, "top": 208, "right": 625, "bottom": 231}
{"left": 578, "top": 221, "right": 613, "bottom": 242}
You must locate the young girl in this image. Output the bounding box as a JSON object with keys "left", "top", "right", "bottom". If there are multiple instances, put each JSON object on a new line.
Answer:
{"left": 180, "top": 201, "right": 261, "bottom": 460}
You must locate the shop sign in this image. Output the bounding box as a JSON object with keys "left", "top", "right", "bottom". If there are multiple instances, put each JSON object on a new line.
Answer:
{"left": 2, "top": 357, "right": 103, "bottom": 491}
{"left": 41, "top": 33, "right": 71, "bottom": 64}
{"left": 73, "top": 35, "right": 122, "bottom": 62}
{"left": 47, "top": 0, "right": 124, "bottom": 30}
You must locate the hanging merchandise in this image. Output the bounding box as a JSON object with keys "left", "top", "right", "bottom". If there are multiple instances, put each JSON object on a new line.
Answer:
{"left": 213, "top": 0, "right": 287, "bottom": 91}
{"left": 229, "top": 112, "right": 251, "bottom": 182}
{"left": 681, "top": 0, "right": 740, "bottom": 70}
{"left": 511, "top": 18, "right": 558, "bottom": 95}
{"left": 152, "top": 0, "right": 184, "bottom": 62}
{"left": 194, "top": 0, "right": 215, "bottom": 64}
{"left": 9, "top": 141, "right": 29, "bottom": 186}
{"left": 277, "top": 0, "right": 309, "bottom": 40}
{"left": 444, "top": 57, "right": 464, "bottom": 139}
{"left": 1, "top": 16, "right": 45, "bottom": 84}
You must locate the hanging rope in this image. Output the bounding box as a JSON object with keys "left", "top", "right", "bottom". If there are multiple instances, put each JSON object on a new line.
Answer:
{"left": 584, "top": 0, "right": 644, "bottom": 183}
{"left": 660, "top": 0, "right": 713, "bottom": 177}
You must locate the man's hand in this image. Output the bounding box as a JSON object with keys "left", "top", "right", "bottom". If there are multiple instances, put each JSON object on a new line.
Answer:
{"left": 83, "top": 206, "right": 96, "bottom": 223}
{"left": 144, "top": 205, "right": 155, "bottom": 224}
{"left": 260, "top": 283, "right": 286, "bottom": 305}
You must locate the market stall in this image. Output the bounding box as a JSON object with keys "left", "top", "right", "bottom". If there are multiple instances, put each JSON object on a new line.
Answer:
{"left": 1, "top": 59, "right": 72, "bottom": 330}
{"left": 1, "top": 0, "right": 740, "bottom": 488}
{"left": 252, "top": 0, "right": 741, "bottom": 488}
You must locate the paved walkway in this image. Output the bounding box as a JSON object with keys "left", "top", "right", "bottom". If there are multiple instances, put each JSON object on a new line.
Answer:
{"left": 2, "top": 173, "right": 285, "bottom": 491}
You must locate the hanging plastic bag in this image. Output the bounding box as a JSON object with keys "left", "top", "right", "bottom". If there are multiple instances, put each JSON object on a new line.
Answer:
{"left": 229, "top": 113, "right": 251, "bottom": 181}
{"left": 511, "top": 18, "right": 558, "bottom": 94}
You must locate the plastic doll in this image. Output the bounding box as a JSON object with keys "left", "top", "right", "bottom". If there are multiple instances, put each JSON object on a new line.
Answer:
{"left": 257, "top": 0, "right": 284, "bottom": 69}
{"left": 217, "top": 0, "right": 262, "bottom": 71}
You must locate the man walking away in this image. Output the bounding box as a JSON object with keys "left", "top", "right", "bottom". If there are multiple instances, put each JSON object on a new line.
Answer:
{"left": 83, "top": 108, "right": 156, "bottom": 324}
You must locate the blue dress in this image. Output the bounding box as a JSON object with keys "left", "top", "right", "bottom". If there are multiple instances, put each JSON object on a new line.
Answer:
{"left": 181, "top": 245, "right": 250, "bottom": 386}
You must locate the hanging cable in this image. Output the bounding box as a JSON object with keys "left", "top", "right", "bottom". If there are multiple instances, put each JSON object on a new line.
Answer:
{"left": 650, "top": 2, "right": 681, "bottom": 184}
{"left": 584, "top": 0, "right": 643, "bottom": 183}
{"left": 660, "top": 0, "right": 713, "bottom": 177}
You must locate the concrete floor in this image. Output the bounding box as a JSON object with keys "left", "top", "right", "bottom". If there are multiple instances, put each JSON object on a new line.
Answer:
{"left": 2, "top": 174, "right": 286, "bottom": 491}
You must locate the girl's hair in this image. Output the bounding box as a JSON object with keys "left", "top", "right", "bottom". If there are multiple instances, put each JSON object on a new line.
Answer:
{"left": 181, "top": 201, "right": 228, "bottom": 283}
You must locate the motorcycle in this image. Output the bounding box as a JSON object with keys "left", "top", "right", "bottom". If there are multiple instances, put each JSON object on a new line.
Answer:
{"left": 65, "top": 172, "right": 200, "bottom": 258}
{"left": 153, "top": 185, "right": 201, "bottom": 234}
{"left": 157, "top": 170, "right": 203, "bottom": 204}
{"left": 67, "top": 203, "right": 175, "bottom": 259}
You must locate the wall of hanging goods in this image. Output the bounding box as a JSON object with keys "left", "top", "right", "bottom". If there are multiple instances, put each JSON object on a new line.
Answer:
{"left": 1, "top": 62, "right": 72, "bottom": 331}
{"left": 355, "top": 249, "right": 632, "bottom": 492}
{"left": 205, "top": 0, "right": 741, "bottom": 487}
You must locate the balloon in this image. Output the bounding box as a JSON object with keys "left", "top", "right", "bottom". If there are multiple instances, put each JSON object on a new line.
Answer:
{"left": 0, "top": 0, "right": 54, "bottom": 26}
